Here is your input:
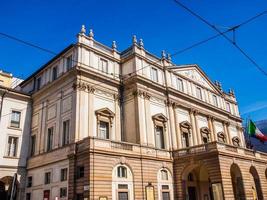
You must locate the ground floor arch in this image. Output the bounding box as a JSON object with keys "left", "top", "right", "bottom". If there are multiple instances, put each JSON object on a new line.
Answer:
{"left": 0, "top": 176, "right": 16, "bottom": 200}
{"left": 230, "top": 163, "right": 246, "bottom": 200}
{"left": 249, "top": 166, "right": 263, "bottom": 200}
{"left": 182, "top": 164, "right": 214, "bottom": 200}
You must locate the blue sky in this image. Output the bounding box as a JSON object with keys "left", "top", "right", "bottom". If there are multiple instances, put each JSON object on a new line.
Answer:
{"left": 0, "top": 0, "right": 267, "bottom": 121}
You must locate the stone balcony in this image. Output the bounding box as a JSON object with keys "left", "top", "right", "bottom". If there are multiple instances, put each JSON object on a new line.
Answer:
{"left": 76, "top": 137, "right": 172, "bottom": 160}
{"left": 173, "top": 141, "right": 267, "bottom": 161}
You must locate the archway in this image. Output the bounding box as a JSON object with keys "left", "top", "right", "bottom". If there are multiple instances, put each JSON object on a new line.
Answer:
{"left": 249, "top": 166, "right": 263, "bottom": 200}
{"left": 0, "top": 176, "right": 14, "bottom": 200}
{"left": 182, "top": 164, "right": 212, "bottom": 200}
{"left": 230, "top": 164, "right": 246, "bottom": 200}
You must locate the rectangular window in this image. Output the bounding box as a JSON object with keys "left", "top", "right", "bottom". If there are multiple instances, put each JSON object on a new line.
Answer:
{"left": 162, "top": 192, "right": 170, "bottom": 200}
{"left": 177, "top": 78, "right": 184, "bottom": 91}
{"left": 155, "top": 126, "right": 165, "bottom": 149}
{"left": 52, "top": 66, "right": 58, "bottom": 81}
{"left": 10, "top": 110, "right": 21, "bottom": 128}
{"left": 30, "top": 135, "right": 36, "bottom": 156}
{"left": 99, "top": 58, "right": 108, "bottom": 73}
{"left": 226, "top": 102, "right": 231, "bottom": 112}
{"left": 196, "top": 87, "right": 202, "bottom": 99}
{"left": 62, "top": 120, "right": 70, "bottom": 146}
{"left": 151, "top": 67, "right": 158, "bottom": 82}
{"left": 60, "top": 187, "right": 67, "bottom": 198}
{"left": 36, "top": 77, "right": 41, "bottom": 91}
{"left": 213, "top": 95, "right": 218, "bottom": 107}
{"left": 76, "top": 166, "right": 84, "bottom": 179}
{"left": 61, "top": 168, "right": 68, "bottom": 181}
{"left": 6, "top": 136, "right": 18, "bottom": 157}
{"left": 26, "top": 193, "right": 31, "bottom": 200}
{"left": 118, "top": 192, "right": 128, "bottom": 200}
{"left": 66, "top": 55, "right": 73, "bottom": 71}
{"left": 46, "top": 127, "right": 53, "bottom": 151}
{"left": 99, "top": 121, "right": 109, "bottom": 139}
{"left": 27, "top": 176, "right": 32, "bottom": 188}
{"left": 44, "top": 172, "right": 51, "bottom": 184}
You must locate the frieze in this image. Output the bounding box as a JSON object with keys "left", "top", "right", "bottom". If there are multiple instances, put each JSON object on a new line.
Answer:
{"left": 72, "top": 81, "right": 95, "bottom": 93}
{"left": 132, "top": 89, "right": 151, "bottom": 100}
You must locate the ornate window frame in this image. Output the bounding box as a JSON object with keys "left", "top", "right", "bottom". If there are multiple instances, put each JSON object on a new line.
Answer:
{"left": 217, "top": 132, "right": 226, "bottom": 143}
{"left": 200, "top": 127, "right": 211, "bottom": 144}
{"left": 152, "top": 114, "right": 168, "bottom": 149}
{"left": 95, "top": 108, "right": 115, "bottom": 139}
{"left": 180, "top": 121, "right": 192, "bottom": 148}
{"left": 232, "top": 136, "right": 240, "bottom": 147}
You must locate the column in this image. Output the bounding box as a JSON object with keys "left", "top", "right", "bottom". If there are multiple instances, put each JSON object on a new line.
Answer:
{"left": 208, "top": 116, "right": 215, "bottom": 141}
{"left": 39, "top": 101, "right": 47, "bottom": 153}
{"left": 190, "top": 109, "right": 198, "bottom": 146}
{"left": 194, "top": 110, "right": 202, "bottom": 145}
{"left": 237, "top": 126, "right": 245, "bottom": 147}
{"left": 174, "top": 107, "right": 182, "bottom": 149}
{"left": 88, "top": 86, "right": 95, "bottom": 137}
{"left": 114, "top": 94, "right": 121, "bottom": 141}
{"left": 144, "top": 94, "right": 153, "bottom": 147}
{"left": 223, "top": 121, "right": 231, "bottom": 145}
{"left": 168, "top": 102, "right": 177, "bottom": 149}
{"left": 136, "top": 92, "right": 147, "bottom": 145}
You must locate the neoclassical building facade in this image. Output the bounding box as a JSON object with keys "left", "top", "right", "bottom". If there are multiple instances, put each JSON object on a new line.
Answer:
{"left": 0, "top": 71, "right": 31, "bottom": 200}
{"left": 12, "top": 26, "right": 267, "bottom": 200}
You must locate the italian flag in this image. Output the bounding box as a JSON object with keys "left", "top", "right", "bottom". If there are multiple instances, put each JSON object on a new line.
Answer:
{"left": 248, "top": 120, "right": 267, "bottom": 142}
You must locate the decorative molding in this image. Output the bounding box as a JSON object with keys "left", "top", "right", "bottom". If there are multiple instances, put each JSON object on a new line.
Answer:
{"left": 72, "top": 81, "right": 95, "bottom": 93}
{"left": 132, "top": 89, "right": 151, "bottom": 100}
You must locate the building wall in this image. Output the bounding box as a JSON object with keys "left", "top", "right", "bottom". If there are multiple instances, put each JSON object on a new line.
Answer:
{"left": 0, "top": 88, "right": 31, "bottom": 199}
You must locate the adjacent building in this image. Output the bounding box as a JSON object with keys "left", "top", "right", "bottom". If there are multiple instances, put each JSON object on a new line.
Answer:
{"left": 1, "top": 25, "right": 267, "bottom": 200}
{"left": 0, "top": 71, "right": 31, "bottom": 200}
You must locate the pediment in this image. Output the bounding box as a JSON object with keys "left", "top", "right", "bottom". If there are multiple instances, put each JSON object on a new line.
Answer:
{"left": 95, "top": 107, "right": 115, "bottom": 117}
{"left": 171, "top": 65, "right": 222, "bottom": 94}
{"left": 152, "top": 113, "right": 168, "bottom": 122}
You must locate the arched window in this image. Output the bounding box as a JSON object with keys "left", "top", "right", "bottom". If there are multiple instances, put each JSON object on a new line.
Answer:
{"left": 112, "top": 164, "right": 134, "bottom": 200}
{"left": 158, "top": 168, "right": 173, "bottom": 200}
{"left": 217, "top": 132, "right": 226, "bottom": 143}
{"left": 117, "top": 166, "right": 127, "bottom": 178}
{"left": 232, "top": 137, "right": 240, "bottom": 147}
{"left": 161, "top": 170, "right": 168, "bottom": 180}
{"left": 200, "top": 127, "right": 210, "bottom": 144}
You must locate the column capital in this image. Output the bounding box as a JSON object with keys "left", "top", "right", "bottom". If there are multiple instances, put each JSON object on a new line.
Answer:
{"left": 223, "top": 121, "right": 230, "bottom": 126}
{"left": 189, "top": 108, "right": 199, "bottom": 115}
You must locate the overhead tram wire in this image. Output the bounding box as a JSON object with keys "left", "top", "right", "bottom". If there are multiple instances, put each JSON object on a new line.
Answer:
{"left": 0, "top": 7, "right": 266, "bottom": 88}
{"left": 122, "top": 9, "right": 267, "bottom": 81}
{"left": 0, "top": 31, "right": 122, "bottom": 90}
{"left": 0, "top": 32, "right": 121, "bottom": 78}
{"left": 172, "top": 0, "right": 267, "bottom": 77}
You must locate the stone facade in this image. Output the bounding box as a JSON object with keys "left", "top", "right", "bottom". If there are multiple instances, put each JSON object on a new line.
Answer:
{"left": 3, "top": 25, "right": 266, "bottom": 200}
{"left": 0, "top": 73, "right": 31, "bottom": 200}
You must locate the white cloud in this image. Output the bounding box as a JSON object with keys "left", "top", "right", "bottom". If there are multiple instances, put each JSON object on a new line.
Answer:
{"left": 241, "top": 101, "right": 267, "bottom": 115}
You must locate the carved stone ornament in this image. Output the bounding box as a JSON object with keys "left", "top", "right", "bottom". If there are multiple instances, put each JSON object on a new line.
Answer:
{"left": 162, "top": 162, "right": 167, "bottom": 168}
{"left": 165, "top": 100, "right": 178, "bottom": 108}
{"left": 132, "top": 89, "right": 151, "bottom": 100}
{"left": 120, "top": 157, "right": 126, "bottom": 164}
{"left": 72, "top": 81, "right": 95, "bottom": 93}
